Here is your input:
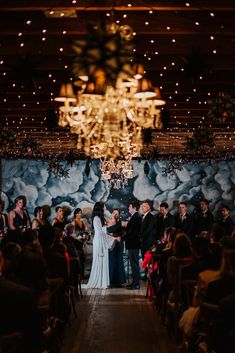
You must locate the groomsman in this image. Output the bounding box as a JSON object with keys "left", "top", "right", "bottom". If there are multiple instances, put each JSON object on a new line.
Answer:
{"left": 175, "top": 201, "right": 194, "bottom": 238}
{"left": 194, "top": 198, "right": 214, "bottom": 235}
{"left": 140, "top": 200, "right": 156, "bottom": 258}
{"left": 155, "top": 202, "right": 175, "bottom": 240}
{"left": 218, "top": 205, "right": 234, "bottom": 236}
{"left": 123, "top": 201, "right": 142, "bottom": 290}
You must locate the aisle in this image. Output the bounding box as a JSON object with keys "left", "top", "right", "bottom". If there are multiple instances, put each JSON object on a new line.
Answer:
{"left": 61, "top": 284, "right": 176, "bottom": 353}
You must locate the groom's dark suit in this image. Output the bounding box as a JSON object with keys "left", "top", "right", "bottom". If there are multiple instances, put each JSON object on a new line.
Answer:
{"left": 140, "top": 212, "right": 156, "bottom": 258}
{"left": 124, "top": 212, "right": 142, "bottom": 287}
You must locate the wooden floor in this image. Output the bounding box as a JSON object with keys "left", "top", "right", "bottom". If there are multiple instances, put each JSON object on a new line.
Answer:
{"left": 61, "top": 283, "right": 176, "bottom": 353}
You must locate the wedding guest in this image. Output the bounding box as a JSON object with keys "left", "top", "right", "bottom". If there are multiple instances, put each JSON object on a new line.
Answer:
{"left": 52, "top": 206, "right": 66, "bottom": 230}
{"left": 218, "top": 205, "right": 234, "bottom": 236}
{"left": 85, "top": 202, "right": 117, "bottom": 289}
{"left": 206, "top": 237, "right": 235, "bottom": 304}
{"left": 8, "top": 196, "right": 31, "bottom": 232}
{"left": 140, "top": 200, "right": 156, "bottom": 259}
{"left": 107, "top": 208, "right": 126, "bottom": 287}
{"left": 0, "top": 250, "right": 44, "bottom": 353}
{"left": 175, "top": 202, "right": 194, "bottom": 238}
{"left": 155, "top": 202, "right": 175, "bottom": 240}
{"left": 194, "top": 199, "right": 214, "bottom": 235}
{"left": 123, "top": 200, "right": 142, "bottom": 290}
{"left": 0, "top": 199, "right": 8, "bottom": 239}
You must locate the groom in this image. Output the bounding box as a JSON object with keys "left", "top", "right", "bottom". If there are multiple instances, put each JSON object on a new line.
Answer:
{"left": 123, "top": 200, "right": 142, "bottom": 290}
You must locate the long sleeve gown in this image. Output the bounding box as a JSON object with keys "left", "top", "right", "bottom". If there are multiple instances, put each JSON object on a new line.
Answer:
{"left": 85, "top": 216, "right": 116, "bottom": 288}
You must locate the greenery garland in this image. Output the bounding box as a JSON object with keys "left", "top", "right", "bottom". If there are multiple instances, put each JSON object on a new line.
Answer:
{"left": 207, "top": 92, "right": 235, "bottom": 123}
{"left": 185, "top": 128, "right": 215, "bottom": 155}
{"left": 72, "top": 23, "right": 135, "bottom": 86}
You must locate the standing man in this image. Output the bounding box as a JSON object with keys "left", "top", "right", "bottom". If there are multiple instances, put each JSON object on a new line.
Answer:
{"left": 140, "top": 200, "right": 156, "bottom": 258}
{"left": 218, "top": 205, "right": 234, "bottom": 236}
{"left": 123, "top": 200, "right": 142, "bottom": 290}
{"left": 175, "top": 201, "right": 194, "bottom": 238}
{"left": 194, "top": 198, "right": 214, "bottom": 236}
{"left": 155, "top": 202, "right": 175, "bottom": 240}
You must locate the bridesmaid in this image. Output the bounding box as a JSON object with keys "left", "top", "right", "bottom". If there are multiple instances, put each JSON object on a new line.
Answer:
{"left": 52, "top": 206, "right": 66, "bottom": 230}
{"left": 71, "top": 208, "right": 87, "bottom": 278}
{"left": 32, "top": 206, "right": 46, "bottom": 230}
{"left": 8, "top": 196, "right": 31, "bottom": 232}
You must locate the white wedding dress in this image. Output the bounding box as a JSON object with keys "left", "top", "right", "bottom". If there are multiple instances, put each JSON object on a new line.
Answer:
{"left": 85, "top": 216, "right": 115, "bottom": 289}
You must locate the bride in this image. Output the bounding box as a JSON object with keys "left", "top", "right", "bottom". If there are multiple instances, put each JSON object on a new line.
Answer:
{"left": 85, "top": 202, "right": 119, "bottom": 289}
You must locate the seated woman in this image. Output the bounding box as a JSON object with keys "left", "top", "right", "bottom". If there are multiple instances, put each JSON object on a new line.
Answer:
{"left": 206, "top": 237, "right": 235, "bottom": 304}
{"left": 167, "top": 232, "right": 193, "bottom": 304}
{"left": 8, "top": 196, "right": 31, "bottom": 232}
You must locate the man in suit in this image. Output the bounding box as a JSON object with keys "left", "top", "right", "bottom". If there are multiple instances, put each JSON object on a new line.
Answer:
{"left": 194, "top": 198, "right": 214, "bottom": 236}
{"left": 0, "top": 250, "right": 43, "bottom": 353}
{"left": 218, "top": 205, "right": 234, "bottom": 236}
{"left": 123, "top": 201, "right": 142, "bottom": 290}
{"left": 140, "top": 200, "right": 156, "bottom": 258}
{"left": 175, "top": 201, "right": 194, "bottom": 238}
{"left": 155, "top": 202, "right": 175, "bottom": 240}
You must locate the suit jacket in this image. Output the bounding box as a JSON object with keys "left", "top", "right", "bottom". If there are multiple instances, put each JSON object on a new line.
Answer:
{"left": 175, "top": 213, "right": 194, "bottom": 238}
{"left": 123, "top": 212, "right": 142, "bottom": 250}
{"left": 218, "top": 217, "right": 234, "bottom": 236}
{"left": 156, "top": 212, "right": 175, "bottom": 239}
{"left": 140, "top": 212, "right": 156, "bottom": 250}
{"left": 194, "top": 210, "right": 214, "bottom": 235}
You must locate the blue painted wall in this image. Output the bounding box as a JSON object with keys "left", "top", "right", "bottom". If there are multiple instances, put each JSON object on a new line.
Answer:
{"left": 2, "top": 159, "right": 235, "bottom": 222}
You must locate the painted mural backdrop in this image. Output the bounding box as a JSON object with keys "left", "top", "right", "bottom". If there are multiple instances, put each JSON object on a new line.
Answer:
{"left": 1, "top": 159, "right": 235, "bottom": 223}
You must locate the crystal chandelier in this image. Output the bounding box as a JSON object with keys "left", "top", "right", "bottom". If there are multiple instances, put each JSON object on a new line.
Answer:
{"left": 100, "top": 157, "right": 134, "bottom": 190}
{"left": 55, "top": 22, "right": 166, "bottom": 160}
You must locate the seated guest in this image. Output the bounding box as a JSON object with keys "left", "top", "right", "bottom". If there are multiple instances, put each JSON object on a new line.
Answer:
{"left": 8, "top": 196, "right": 31, "bottom": 232}
{"left": 194, "top": 199, "right": 214, "bottom": 236}
{"left": 0, "top": 250, "right": 44, "bottom": 353}
{"left": 16, "top": 229, "right": 49, "bottom": 307}
{"left": 175, "top": 202, "right": 194, "bottom": 238}
{"left": 206, "top": 237, "right": 235, "bottom": 304}
{"left": 155, "top": 202, "right": 175, "bottom": 240}
{"left": 218, "top": 205, "right": 234, "bottom": 236}
{"left": 182, "top": 237, "right": 212, "bottom": 280}
{"left": 167, "top": 232, "right": 193, "bottom": 303}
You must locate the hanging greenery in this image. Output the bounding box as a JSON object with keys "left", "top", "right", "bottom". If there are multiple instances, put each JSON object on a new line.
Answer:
{"left": 207, "top": 92, "right": 235, "bottom": 123}
{"left": 72, "top": 22, "right": 135, "bottom": 86}
{"left": 162, "top": 159, "right": 183, "bottom": 176}
{"left": 18, "top": 137, "right": 41, "bottom": 153}
{"left": 47, "top": 159, "right": 70, "bottom": 178}
{"left": 185, "top": 128, "right": 215, "bottom": 155}
{"left": 0, "top": 127, "right": 18, "bottom": 153}
{"left": 143, "top": 161, "right": 150, "bottom": 176}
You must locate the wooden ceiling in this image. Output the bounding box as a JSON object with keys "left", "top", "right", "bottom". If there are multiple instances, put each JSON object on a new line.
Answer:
{"left": 0, "top": 0, "right": 235, "bottom": 159}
